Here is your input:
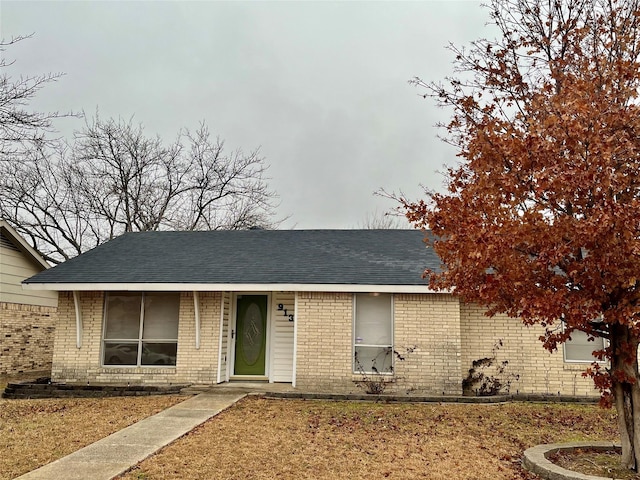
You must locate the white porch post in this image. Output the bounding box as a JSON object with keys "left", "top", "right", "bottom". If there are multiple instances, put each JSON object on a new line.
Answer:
{"left": 292, "top": 291, "right": 298, "bottom": 388}
{"left": 193, "top": 291, "right": 201, "bottom": 350}
{"left": 216, "top": 293, "right": 226, "bottom": 384}
{"left": 73, "top": 291, "right": 82, "bottom": 348}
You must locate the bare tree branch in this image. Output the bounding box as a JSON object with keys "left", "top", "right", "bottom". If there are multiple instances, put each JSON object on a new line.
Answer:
{"left": 0, "top": 35, "right": 76, "bottom": 157}
{"left": 0, "top": 115, "right": 281, "bottom": 263}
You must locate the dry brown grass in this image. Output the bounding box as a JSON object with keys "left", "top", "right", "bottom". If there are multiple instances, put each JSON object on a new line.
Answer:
{"left": 0, "top": 388, "right": 185, "bottom": 480}
{"left": 120, "top": 397, "right": 619, "bottom": 480}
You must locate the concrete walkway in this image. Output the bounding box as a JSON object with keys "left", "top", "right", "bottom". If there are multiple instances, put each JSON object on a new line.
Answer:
{"left": 16, "top": 391, "right": 246, "bottom": 480}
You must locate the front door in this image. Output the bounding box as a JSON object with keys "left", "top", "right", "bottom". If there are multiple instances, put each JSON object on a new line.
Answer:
{"left": 234, "top": 295, "right": 267, "bottom": 375}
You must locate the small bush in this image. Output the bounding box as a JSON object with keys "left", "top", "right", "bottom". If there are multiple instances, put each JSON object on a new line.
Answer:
{"left": 354, "top": 346, "right": 416, "bottom": 394}
{"left": 462, "top": 340, "right": 519, "bottom": 396}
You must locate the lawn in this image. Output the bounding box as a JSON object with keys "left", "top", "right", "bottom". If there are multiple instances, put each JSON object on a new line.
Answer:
{"left": 120, "top": 397, "right": 620, "bottom": 480}
{"left": 0, "top": 374, "right": 186, "bottom": 480}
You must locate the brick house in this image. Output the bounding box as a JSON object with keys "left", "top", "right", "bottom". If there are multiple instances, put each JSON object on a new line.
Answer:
{"left": 23, "top": 229, "right": 600, "bottom": 396}
{"left": 1, "top": 220, "right": 57, "bottom": 374}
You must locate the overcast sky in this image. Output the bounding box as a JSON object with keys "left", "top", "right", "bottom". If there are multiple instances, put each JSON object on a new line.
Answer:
{"left": 2, "top": 1, "right": 488, "bottom": 229}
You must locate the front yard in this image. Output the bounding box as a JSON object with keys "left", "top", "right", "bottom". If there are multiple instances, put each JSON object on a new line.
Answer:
{"left": 0, "top": 375, "right": 185, "bottom": 480}
{"left": 120, "top": 397, "right": 619, "bottom": 480}
{"left": 0, "top": 373, "right": 623, "bottom": 480}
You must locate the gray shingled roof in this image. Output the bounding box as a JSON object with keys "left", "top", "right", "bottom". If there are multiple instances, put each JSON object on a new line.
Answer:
{"left": 24, "top": 229, "right": 441, "bottom": 286}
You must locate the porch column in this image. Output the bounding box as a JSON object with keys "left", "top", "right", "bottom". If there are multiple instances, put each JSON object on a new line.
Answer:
{"left": 73, "top": 291, "right": 82, "bottom": 348}
{"left": 292, "top": 292, "right": 298, "bottom": 387}
{"left": 217, "top": 292, "right": 226, "bottom": 384}
{"left": 193, "top": 291, "right": 201, "bottom": 350}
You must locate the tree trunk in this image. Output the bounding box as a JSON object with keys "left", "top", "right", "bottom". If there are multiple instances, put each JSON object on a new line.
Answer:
{"left": 611, "top": 327, "right": 640, "bottom": 470}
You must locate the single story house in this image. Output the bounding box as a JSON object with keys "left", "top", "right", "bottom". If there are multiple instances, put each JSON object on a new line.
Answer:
{"left": 1, "top": 220, "right": 57, "bottom": 374}
{"left": 23, "top": 229, "right": 600, "bottom": 396}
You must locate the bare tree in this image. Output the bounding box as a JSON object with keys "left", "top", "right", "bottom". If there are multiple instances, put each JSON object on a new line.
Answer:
{"left": 0, "top": 35, "right": 68, "bottom": 157}
{"left": 358, "top": 209, "right": 409, "bottom": 229}
{"left": 0, "top": 116, "right": 280, "bottom": 264}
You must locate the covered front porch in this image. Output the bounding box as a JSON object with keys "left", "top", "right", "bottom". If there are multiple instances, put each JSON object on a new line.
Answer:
{"left": 50, "top": 290, "right": 297, "bottom": 387}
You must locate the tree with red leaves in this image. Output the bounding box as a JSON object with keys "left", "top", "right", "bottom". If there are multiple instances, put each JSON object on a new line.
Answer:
{"left": 404, "top": 0, "right": 640, "bottom": 470}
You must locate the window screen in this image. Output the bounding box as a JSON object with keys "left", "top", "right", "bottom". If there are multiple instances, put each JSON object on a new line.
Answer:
{"left": 564, "top": 330, "right": 605, "bottom": 362}
{"left": 354, "top": 293, "right": 393, "bottom": 374}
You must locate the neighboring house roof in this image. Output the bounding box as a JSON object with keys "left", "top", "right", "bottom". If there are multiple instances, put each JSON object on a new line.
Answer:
{"left": 23, "top": 229, "right": 441, "bottom": 293}
{"left": 0, "top": 220, "right": 50, "bottom": 270}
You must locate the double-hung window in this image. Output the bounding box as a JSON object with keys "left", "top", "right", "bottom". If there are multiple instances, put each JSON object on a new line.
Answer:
{"left": 102, "top": 292, "right": 179, "bottom": 367}
{"left": 564, "top": 329, "right": 605, "bottom": 363}
{"left": 353, "top": 293, "right": 393, "bottom": 374}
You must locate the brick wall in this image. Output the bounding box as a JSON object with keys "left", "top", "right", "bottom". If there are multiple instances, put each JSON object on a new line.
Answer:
{"left": 52, "top": 291, "right": 104, "bottom": 383}
{"left": 0, "top": 301, "right": 56, "bottom": 374}
{"left": 294, "top": 292, "right": 463, "bottom": 395}
{"left": 393, "top": 294, "right": 463, "bottom": 395}
{"left": 174, "top": 291, "right": 221, "bottom": 384}
{"left": 294, "top": 292, "right": 597, "bottom": 396}
{"left": 48, "top": 289, "right": 601, "bottom": 396}
{"left": 52, "top": 291, "right": 222, "bottom": 385}
{"left": 295, "top": 292, "right": 354, "bottom": 392}
{"left": 460, "top": 303, "right": 599, "bottom": 397}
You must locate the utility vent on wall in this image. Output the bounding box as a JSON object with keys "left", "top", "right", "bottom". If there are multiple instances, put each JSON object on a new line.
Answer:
{"left": 0, "top": 231, "right": 19, "bottom": 252}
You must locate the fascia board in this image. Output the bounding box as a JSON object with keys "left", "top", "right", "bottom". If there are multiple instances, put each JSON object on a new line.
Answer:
{"left": 22, "top": 282, "right": 448, "bottom": 294}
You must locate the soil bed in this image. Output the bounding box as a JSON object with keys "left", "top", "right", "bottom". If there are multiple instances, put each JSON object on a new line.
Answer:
{"left": 549, "top": 447, "right": 640, "bottom": 479}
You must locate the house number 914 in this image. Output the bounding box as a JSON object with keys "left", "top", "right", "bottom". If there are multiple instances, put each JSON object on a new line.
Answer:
{"left": 277, "top": 303, "right": 295, "bottom": 322}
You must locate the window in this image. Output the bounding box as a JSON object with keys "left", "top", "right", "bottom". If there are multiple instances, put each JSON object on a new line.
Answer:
{"left": 102, "top": 292, "right": 179, "bottom": 367}
{"left": 353, "top": 293, "right": 393, "bottom": 374}
{"left": 564, "top": 329, "right": 605, "bottom": 363}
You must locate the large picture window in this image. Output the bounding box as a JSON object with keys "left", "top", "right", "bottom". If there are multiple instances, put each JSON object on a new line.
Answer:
{"left": 102, "top": 292, "right": 179, "bottom": 367}
{"left": 353, "top": 293, "right": 393, "bottom": 374}
{"left": 564, "top": 330, "right": 605, "bottom": 363}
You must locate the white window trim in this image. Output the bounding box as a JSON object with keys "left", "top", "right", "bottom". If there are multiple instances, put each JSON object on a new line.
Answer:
{"left": 101, "top": 292, "right": 179, "bottom": 368}
{"left": 562, "top": 324, "right": 607, "bottom": 364}
{"left": 352, "top": 293, "right": 394, "bottom": 375}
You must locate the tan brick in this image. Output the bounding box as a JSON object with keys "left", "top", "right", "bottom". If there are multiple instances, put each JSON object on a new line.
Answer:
{"left": 52, "top": 291, "right": 222, "bottom": 385}
{"left": 459, "top": 303, "right": 598, "bottom": 397}
{"left": 0, "top": 301, "right": 56, "bottom": 374}
{"left": 49, "top": 290, "right": 600, "bottom": 397}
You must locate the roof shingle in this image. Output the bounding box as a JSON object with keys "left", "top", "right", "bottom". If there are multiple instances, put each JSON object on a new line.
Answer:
{"left": 25, "top": 229, "right": 440, "bottom": 286}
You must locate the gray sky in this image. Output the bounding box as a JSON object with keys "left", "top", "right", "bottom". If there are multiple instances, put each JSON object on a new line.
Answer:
{"left": 1, "top": 0, "right": 488, "bottom": 229}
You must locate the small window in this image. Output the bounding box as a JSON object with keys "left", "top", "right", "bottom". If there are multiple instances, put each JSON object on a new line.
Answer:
{"left": 564, "top": 330, "right": 605, "bottom": 363}
{"left": 353, "top": 293, "right": 393, "bottom": 374}
{"left": 103, "top": 292, "right": 179, "bottom": 367}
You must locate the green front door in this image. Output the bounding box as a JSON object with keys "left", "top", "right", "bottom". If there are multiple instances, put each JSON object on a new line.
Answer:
{"left": 234, "top": 295, "right": 267, "bottom": 375}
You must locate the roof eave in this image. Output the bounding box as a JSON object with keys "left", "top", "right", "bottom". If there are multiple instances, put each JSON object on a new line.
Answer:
{"left": 22, "top": 282, "right": 447, "bottom": 294}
